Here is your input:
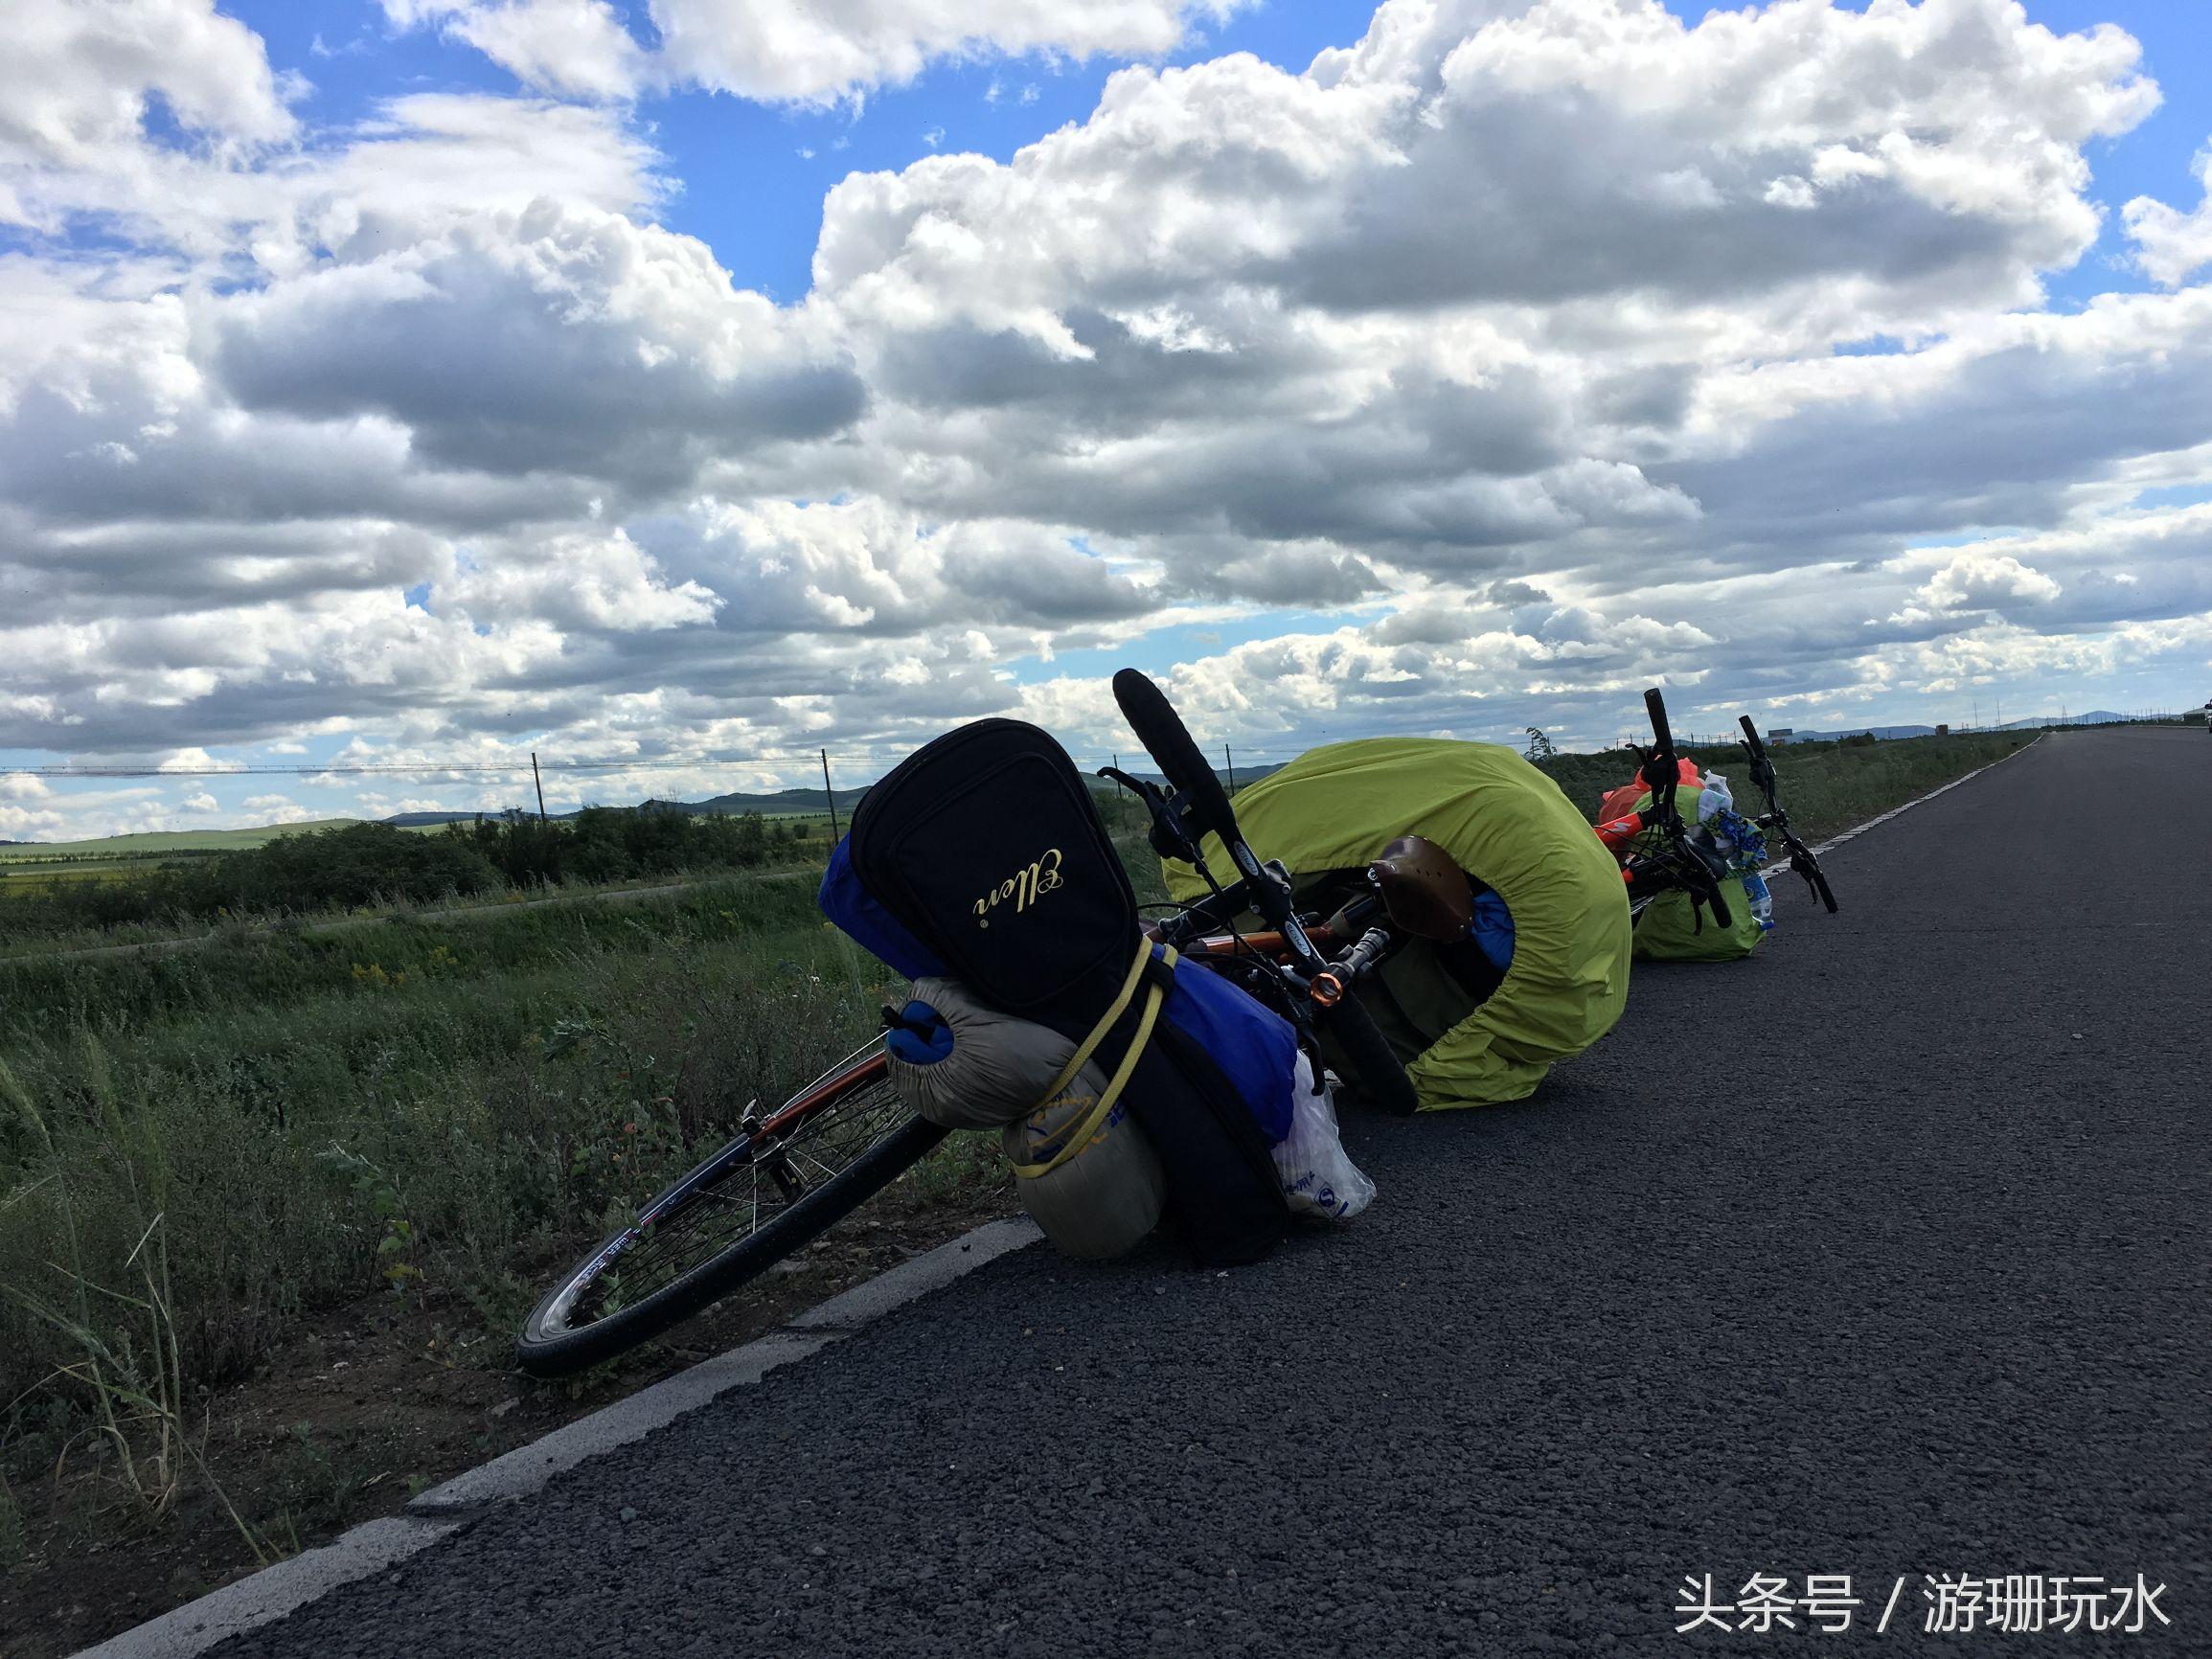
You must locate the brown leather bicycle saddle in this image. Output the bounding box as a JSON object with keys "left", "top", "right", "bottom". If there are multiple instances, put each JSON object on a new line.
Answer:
{"left": 1368, "top": 834, "right": 1475, "bottom": 942}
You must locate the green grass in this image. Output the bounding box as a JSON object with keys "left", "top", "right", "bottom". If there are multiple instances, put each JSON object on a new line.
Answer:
{"left": 0, "top": 822, "right": 364, "bottom": 862}
{"left": 0, "top": 873, "right": 913, "bottom": 1451}
{"left": 0, "top": 812, "right": 839, "bottom": 870}
{"left": 0, "top": 859, "right": 177, "bottom": 891}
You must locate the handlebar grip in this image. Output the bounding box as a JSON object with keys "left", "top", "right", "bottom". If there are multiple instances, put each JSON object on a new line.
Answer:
{"left": 1738, "top": 714, "right": 1767, "bottom": 758}
{"left": 1112, "top": 670, "right": 1238, "bottom": 845}
{"left": 1643, "top": 687, "right": 1675, "bottom": 755}
{"left": 1811, "top": 862, "right": 1839, "bottom": 915}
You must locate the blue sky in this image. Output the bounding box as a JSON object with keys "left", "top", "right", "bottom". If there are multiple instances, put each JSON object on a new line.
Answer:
{"left": 3, "top": 0, "right": 2210, "bottom": 836}
{"left": 215, "top": 1, "right": 2212, "bottom": 305}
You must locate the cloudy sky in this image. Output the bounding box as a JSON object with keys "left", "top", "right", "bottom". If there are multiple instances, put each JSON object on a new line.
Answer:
{"left": 4, "top": 0, "right": 2210, "bottom": 839}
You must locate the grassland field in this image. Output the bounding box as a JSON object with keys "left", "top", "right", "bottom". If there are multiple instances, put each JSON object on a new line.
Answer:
{"left": 0, "top": 728, "right": 2032, "bottom": 1651}
{"left": 0, "top": 812, "right": 837, "bottom": 869}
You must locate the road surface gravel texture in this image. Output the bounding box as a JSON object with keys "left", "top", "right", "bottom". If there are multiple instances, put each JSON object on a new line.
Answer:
{"left": 207, "top": 728, "right": 2208, "bottom": 1657}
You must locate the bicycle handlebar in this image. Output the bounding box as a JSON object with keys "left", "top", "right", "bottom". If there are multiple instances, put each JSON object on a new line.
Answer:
{"left": 1735, "top": 715, "right": 1840, "bottom": 915}
{"left": 1112, "top": 670, "right": 1242, "bottom": 848}
{"left": 1639, "top": 687, "right": 1682, "bottom": 807}
{"left": 1738, "top": 714, "right": 1778, "bottom": 800}
{"left": 1112, "top": 669, "right": 1321, "bottom": 965}
{"left": 1805, "top": 858, "right": 1838, "bottom": 914}
{"left": 1631, "top": 687, "right": 1735, "bottom": 930}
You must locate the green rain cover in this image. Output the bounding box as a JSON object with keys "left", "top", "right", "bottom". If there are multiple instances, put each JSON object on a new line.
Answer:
{"left": 1165, "top": 739, "right": 1632, "bottom": 1109}
{"left": 1616, "top": 782, "right": 1767, "bottom": 962}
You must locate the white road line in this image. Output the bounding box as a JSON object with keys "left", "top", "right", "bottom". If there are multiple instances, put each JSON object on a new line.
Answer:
{"left": 72, "top": 1217, "right": 1042, "bottom": 1659}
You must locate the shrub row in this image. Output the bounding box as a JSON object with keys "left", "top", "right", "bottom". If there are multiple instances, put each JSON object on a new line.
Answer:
{"left": 0, "top": 810, "right": 818, "bottom": 936}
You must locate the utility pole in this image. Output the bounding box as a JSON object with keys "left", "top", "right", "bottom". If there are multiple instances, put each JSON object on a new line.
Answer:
{"left": 531, "top": 751, "right": 547, "bottom": 823}
{"left": 821, "top": 749, "right": 841, "bottom": 842}
{"left": 1223, "top": 743, "right": 1237, "bottom": 792}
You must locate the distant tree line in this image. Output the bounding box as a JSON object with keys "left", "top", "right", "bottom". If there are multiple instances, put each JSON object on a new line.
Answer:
{"left": 0, "top": 810, "right": 817, "bottom": 934}
{"left": 442, "top": 807, "right": 810, "bottom": 888}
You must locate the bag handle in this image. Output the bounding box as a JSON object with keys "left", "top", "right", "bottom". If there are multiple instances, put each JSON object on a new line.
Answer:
{"left": 1010, "top": 941, "right": 1178, "bottom": 1179}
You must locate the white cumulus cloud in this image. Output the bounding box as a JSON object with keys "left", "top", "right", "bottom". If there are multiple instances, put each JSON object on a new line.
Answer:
{"left": 4, "top": 0, "right": 2212, "bottom": 838}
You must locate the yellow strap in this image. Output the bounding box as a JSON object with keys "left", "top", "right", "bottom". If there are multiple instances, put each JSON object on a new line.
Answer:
{"left": 1011, "top": 942, "right": 1177, "bottom": 1180}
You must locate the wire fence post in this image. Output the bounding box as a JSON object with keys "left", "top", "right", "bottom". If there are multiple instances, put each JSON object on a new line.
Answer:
{"left": 821, "top": 749, "right": 841, "bottom": 844}
{"left": 531, "top": 751, "right": 547, "bottom": 824}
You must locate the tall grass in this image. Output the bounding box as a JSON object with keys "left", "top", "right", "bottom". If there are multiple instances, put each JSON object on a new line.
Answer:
{"left": 0, "top": 1057, "right": 267, "bottom": 1559}
{"left": 0, "top": 874, "right": 905, "bottom": 1467}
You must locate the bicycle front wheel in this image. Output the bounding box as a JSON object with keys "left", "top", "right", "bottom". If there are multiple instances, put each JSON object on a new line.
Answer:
{"left": 516, "top": 1037, "right": 946, "bottom": 1377}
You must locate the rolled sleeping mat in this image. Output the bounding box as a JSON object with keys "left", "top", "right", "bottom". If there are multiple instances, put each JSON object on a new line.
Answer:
{"left": 1003, "top": 1083, "right": 1166, "bottom": 1261}
{"left": 884, "top": 976, "right": 1086, "bottom": 1129}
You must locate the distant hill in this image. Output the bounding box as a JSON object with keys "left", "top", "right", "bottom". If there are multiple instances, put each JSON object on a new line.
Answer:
{"left": 383, "top": 810, "right": 502, "bottom": 827}
{"left": 1765, "top": 712, "right": 2143, "bottom": 743}
{"left": 1999, "top": 710, "right": 2127, "bottom": 728}
{"left": 1087, "top": 761, "right": 1287, "bottom": 796}
{"left": 381, "top": 784, "right": 869, "bottom": 829}
{"left": 661, "top": 785, "right": 870, "bottom": 817}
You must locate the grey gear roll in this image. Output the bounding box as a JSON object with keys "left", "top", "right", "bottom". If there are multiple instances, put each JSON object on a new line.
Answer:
{"left": 1004, "top": 1089, "right": 1166, "bottom": 1261}
{"left": 885, "top": 975, "right": 1088, "bottom": 1128}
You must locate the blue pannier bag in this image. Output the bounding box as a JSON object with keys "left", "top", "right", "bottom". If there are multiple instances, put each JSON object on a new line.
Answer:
{"left": 819, "top": 717, "right": 1291, "bottom": 1265}
{"left": 819, "top": 834, "right": 946, "bottom": 983}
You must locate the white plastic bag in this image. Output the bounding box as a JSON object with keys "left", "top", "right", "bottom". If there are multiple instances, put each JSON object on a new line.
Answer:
{"left": 1271, "top": 1054, "right": 1376, "bottom": 1220}
{"left": 1696, "top": 771, "right": 1733, "bottom": 823}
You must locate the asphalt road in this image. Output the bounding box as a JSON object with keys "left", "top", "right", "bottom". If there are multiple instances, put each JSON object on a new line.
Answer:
{"left": 212, "top": 727, "right": 2209, "bottom": 1656}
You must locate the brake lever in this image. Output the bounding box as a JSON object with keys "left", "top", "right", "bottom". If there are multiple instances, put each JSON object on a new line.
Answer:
{"left": 1097, "top": 765, "right": 1204, "bottom": 865}
{"left": 1096, "top": 764, "right": 1156, "bottom": 800}
{"left": 1782, "top": 831, "right": 1839, "bottom": 913}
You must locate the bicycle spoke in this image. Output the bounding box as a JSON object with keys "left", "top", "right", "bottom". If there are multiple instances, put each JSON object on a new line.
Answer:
{"left": 764, "top": 1151, "right": 808, "bottom": 1202}
{"left": 557, "top": 1057, "right": 912, "bottom": 1329}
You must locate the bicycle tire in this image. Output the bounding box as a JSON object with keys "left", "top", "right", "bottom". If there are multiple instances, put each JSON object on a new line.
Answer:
{"left": 515, "top": 1052, "right": 946, "bottom": 1377}
{"left": 1319, "top": 986, "right": 1420, "bottom": 1118}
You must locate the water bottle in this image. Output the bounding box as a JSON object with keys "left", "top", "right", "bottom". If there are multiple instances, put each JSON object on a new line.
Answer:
{"left": 1742, "top": 869, "right": 1775, "bottom": 932}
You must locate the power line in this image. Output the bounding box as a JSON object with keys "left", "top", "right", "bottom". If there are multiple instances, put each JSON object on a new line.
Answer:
{"left": 11, "top": 759, "right": 775, "bottom": 779}
{"left": 7, "top": 744, "right": 1334, "bottom": 780}
{"left": 9, "top": 753, "right": 935, "bottom": 780}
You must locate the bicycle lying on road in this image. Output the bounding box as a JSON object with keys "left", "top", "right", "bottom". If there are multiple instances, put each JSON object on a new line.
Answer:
{"left": 1606, "top": 688, "right": 1739, "bottom": 929}
{"left": 1598, "top": 692, "right": 1839, "bottom": 924}
{"left": 514, "top": 671, "right": 1446, "bottom": 1376}
{"left": 513, "top": 681, "right": 1820, "bottom": 1375}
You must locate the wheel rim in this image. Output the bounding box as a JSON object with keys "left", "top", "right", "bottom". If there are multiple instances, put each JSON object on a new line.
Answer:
{"left": 536, "top": 1038, "right": 909, "bottom": 1339}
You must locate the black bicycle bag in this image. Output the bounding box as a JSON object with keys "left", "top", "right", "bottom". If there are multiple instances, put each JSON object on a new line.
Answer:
{"left": 836, "top": 718, "right": 1289, "bottom": 1265}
